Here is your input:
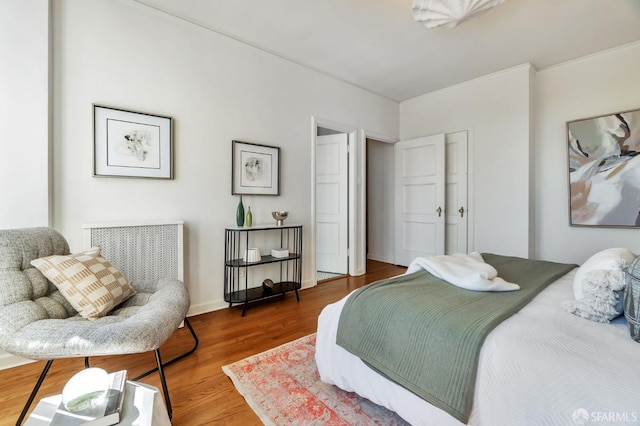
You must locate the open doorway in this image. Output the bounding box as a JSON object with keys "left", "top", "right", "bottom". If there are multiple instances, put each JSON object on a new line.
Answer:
{"left": 366, "top": 138, "right": 395, "bottom": 265}
{"left": 311, "top": 117, "right": 378, "bottom": 285}
{"left": 316, "top": 126, "right": 349, "bottom": 282}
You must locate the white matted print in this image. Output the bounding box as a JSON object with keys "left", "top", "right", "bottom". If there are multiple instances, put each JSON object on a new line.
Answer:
{"left": 232, "top": 141, "right": 280, "bottom": 195}
{"left": 94, "top": 105, "right": 173, "bottom": 179}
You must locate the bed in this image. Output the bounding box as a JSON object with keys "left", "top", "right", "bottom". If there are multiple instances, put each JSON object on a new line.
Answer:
{"left": 316, "top": 252, "right": 640, "bottom": 425}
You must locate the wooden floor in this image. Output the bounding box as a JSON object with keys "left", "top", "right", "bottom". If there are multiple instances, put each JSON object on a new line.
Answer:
{"left": 0, "top": 260, "right": 406, "bottom": 426}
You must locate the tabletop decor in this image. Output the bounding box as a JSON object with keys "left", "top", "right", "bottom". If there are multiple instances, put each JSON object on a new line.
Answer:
{"left": 271, "top": 211, "right": 288, "bottom": 226}
{"left": 93, "top": 105, "right": 173, "bottom": 179}
{"left": 236, "top": 195, "right": 245, "bottom": 227}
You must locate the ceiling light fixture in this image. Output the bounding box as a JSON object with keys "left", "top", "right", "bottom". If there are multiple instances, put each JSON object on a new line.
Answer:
{"left": 412, "top": 0, "right": 506, "bottom": 29}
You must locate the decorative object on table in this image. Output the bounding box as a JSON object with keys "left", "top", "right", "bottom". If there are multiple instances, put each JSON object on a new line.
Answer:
{"left": 411, "top": 0, "right": 506, "bottom": 28}
{"left": 262, "top": 278, "right": 274, "bottom": 293}
{"left": 61, "top": 368, "right": 110, "bottom": 413}
{"left": 53, "top": 369, "right": 127, "bottom": 425}
{"left": 271, "top": 248, "right": 289, "bottom": 258}
{"left": 27, "top": 380, "right": 170, "bottom": 426}
{"left": 93, "top": 105, "right": 173, "bottom": 179}
{"left": 272, "top": 211, "right": 288, "bottom": 226}
{"left": 236, "top": 195, "right": 245, "bottom": 227}
{"left": 625, "top": 257, "right": 640, "bottom": 342}
{"left": 567, "top": 107, "right": 640, "bottom": 228}
{"left": 222, "top": 334, "right": 408, "bottom": 425}
{"left": 246, "top": 206, "right": 253, "bottom": 227}
{"left": 232, "top": 140, "right": 280, "bottom": 195}
{"left": 243, "top": 248, "right": 261, "bottom": 263}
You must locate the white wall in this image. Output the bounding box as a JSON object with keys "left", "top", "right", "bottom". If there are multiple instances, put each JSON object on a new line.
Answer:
{"left": 367, "top": 139, "right": 394, "bottom": 263}
{"left": 400, "top": 65, "right": 534, "bottom": 258}
{"left": 52, "top": 0, "right": 398, "bottom": 314}
{"left": 535, "top": 41, "right": 640, "bottom": 264}
{"left": 0, "top": 0, "right": 50, "bottom": 228}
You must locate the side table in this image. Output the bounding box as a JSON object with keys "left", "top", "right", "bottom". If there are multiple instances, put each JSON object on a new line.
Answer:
{"left": 25, "top": 381, "right": 171, "bottom": 426}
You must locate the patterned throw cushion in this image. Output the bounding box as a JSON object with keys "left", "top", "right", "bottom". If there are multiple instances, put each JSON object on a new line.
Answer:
{"left": 31, "top": 247, "right": 136, "bottom": 320}
{"left": 564, "top": 247, "right": 636, "bottom": 323}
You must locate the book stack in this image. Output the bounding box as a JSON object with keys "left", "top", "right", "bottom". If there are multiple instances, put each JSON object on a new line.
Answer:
{"left": 271, "top": 248, "right": 289, "bottom": 258}
{"left": 51, "top": 370, "right": 127, "bottom": 426}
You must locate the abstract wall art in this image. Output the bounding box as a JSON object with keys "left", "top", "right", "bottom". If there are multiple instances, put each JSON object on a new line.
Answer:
{"left": 567, "top": 108, "right": 640, "bottom": 227}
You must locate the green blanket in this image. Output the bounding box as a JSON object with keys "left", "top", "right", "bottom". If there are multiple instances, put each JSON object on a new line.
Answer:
{"left": 336, "top": 254, "right": 576, "bottom": 423}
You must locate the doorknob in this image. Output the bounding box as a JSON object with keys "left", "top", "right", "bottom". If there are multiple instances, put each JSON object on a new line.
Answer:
{"left": 437, "top": 206, "right": 442, "bottom": 217}
{"left": 458, "top": 207, "right": 465, "bottom": 218}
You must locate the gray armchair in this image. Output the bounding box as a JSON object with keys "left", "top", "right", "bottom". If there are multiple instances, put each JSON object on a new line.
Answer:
{"left": 0, "top": 227, "right": 198, "bottom": 424}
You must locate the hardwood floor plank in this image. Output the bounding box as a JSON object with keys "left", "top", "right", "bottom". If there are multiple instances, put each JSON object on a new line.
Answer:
{"left": 0, "top": 261, "right": 405, "bottom": 426}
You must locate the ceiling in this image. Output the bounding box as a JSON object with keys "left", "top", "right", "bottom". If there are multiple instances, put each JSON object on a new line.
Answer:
{"left": 134, "top": 0, "right": 640, "bottom": 102}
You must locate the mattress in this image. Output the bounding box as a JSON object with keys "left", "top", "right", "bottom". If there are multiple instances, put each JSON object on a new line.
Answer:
{"left": 316, "top": 268, "right": 640, "bottom": 425}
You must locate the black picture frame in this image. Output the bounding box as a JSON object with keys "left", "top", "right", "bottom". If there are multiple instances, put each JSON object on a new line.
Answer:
{"left": 232, "top": 140, "right": 280, "bottom": 195}
{"left": 93, "top": 104, "right": 173, "bottom": 179}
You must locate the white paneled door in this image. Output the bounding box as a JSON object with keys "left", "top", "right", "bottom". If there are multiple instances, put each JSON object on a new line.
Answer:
{"left": 394, "top": 134, "right": 446, "bottom": 266}
{"left": 316, "top": 134, "right": 349, "bottom": 274}
{"left": 445, "top": 131, "right": 468, "bottom": 254}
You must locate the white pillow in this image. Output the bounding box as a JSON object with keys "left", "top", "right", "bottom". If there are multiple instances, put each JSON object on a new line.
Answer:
{"left": 573, "top": 248, "right": 636, "bottom": 300}
{"left": 565, "top": 248, "right": 636, "bottom": 322}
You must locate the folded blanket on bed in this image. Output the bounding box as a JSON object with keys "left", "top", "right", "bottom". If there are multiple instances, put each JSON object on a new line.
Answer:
{"left": 336, "top": 254, "right": 576, "bottom": 423}
{"left": 406, "top": 252, "right": 520, "bottom": 291}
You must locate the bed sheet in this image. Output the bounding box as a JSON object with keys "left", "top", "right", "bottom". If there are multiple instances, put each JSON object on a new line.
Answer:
{"left": 316, "top": 269, "right": 640, "bottom": 425}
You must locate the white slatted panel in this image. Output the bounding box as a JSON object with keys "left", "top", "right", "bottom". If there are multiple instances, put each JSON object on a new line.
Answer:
{"left": 82, "top": 220, "right": 184, "bottom": 282}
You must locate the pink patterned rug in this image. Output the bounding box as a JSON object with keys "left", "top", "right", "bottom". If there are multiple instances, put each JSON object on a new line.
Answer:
{"left": 222, "top": 333, "right": 409, "bottom": 425}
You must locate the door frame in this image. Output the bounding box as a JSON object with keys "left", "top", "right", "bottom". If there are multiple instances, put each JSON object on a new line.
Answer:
{"left": 365, "top": 132, "right": 399, "bottom": 265}
{"left": 311, "top": 117, "right": 363, "bottom": 282}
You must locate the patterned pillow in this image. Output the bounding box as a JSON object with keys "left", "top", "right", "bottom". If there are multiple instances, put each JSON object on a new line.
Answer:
{"left": 31, "top": 247, "right": 136, "bottom": 320}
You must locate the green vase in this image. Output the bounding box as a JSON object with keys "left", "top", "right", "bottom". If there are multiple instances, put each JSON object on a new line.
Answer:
{"left": 236, "top": 196, "right": 245, "bottom": 227}
{"left": 246, "top": 206, "right": 253, "bottom": 227}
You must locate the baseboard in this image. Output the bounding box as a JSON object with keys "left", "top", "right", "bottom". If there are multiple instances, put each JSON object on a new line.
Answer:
{"left": 0, "top": 351, "right": 35, "bottom": 371}
{"left": 367, "top": 254, "right": 394, "bottom": 264}
{"left": 187, "top": 300, "right": 228, "bottom": 317}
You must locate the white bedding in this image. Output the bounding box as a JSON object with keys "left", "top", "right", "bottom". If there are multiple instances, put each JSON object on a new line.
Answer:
{"left": 316, "top": 269, "right": 640, "bottom": 425}
{"left": 406, "top": 252, "right": 519, "bottom": 292}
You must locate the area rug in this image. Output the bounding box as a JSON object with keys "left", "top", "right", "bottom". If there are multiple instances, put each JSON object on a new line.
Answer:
{"left": 222, "top": 333, "right": 409, "bottom": 425}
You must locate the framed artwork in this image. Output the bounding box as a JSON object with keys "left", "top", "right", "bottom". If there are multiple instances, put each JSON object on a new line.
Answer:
{"left": 567, "top": 107, "right": 640, "bottom": 227}
{"left": 93, "top": 105, "right": 173, "bottom": 179}
{"left": 232, "top": 140, "right": 280, "bottom": 195}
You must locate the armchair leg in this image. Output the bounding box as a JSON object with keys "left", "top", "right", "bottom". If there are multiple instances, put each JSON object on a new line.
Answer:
{"left": 16, "top": 360, "right": 54, "bottom": 426}
{"left": 133, "top": 317, "right": 199, "bottom": 380}
{"left": 131, "top": 317, "right": 198, "bottom": 420}
{"left": 154, "top": 349, "right": 172, "bottom": 419}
